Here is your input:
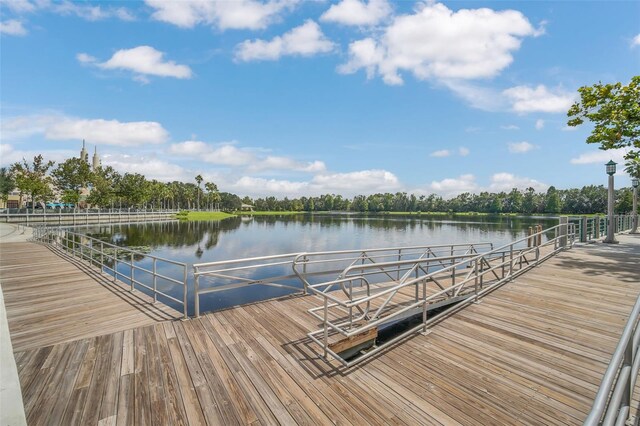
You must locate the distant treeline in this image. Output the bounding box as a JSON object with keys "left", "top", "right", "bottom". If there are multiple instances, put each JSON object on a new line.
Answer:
{"left": 241, "top": 186, "right": 637, "bottom": 215}
{"left": 1, "top": 155, "right": 637, "bottom": 215}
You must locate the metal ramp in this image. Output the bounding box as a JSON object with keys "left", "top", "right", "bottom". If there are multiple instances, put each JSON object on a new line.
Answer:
{"left": 193, "top": 222, "right": 575, "bottom": 367}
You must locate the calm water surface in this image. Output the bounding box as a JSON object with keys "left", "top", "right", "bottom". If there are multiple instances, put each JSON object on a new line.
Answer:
{"left": 80, "top": 214, "right": 559, "bottom": 315}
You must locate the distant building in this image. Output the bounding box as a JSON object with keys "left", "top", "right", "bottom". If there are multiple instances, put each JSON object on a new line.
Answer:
{"left": 0, "top": 141, "right": 101, "bottom": 209}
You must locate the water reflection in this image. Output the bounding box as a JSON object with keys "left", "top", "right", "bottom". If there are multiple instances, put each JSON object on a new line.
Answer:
{"left": 78, "top": 214, "right": 559, "bottom": 315}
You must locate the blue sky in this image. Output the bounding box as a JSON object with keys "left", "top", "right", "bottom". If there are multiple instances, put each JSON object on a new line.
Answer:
{"left": 1, "top": 0, "right": 638, "bottom": 198}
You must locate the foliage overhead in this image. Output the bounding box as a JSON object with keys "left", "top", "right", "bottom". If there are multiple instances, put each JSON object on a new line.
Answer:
{"left": 567, "top": 76, "right": 640, "bottom": 176}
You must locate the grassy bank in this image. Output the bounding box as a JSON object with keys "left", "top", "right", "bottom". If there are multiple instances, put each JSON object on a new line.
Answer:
{"left": 176, "top": 211, "right": 235, "bottom": 221}
{"left": 233, "top": 211, "right": 308, "bottom": 216}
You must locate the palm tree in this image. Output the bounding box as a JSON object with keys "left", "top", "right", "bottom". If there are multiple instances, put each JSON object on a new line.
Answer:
{"left": 195, "top": 175, "right": 203, "bottom": 210}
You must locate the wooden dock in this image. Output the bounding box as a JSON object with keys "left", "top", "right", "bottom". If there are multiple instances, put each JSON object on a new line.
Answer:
{"left": 0, "top": 242, "right": 180, "bottom": 352}
{"left": 2, "top": 235, "right": 640, "bottom": 425}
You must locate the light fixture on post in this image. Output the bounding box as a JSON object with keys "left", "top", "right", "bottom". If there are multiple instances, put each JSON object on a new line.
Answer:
{"left": 632, "top": 177, "right": 639, "bottom": 234}
{"left": 604, "top": 160, "right": 618, "bottom": 244}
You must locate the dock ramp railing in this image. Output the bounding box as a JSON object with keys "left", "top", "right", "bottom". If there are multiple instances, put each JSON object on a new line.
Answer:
{"left": 584, "top": 294, "right": 640, "bottom": 426}
{"left": 192, "top": 243, "right": 494, "bottom": 318}
{"left": 306, "top": 222, "right": 576, "bottom": 367}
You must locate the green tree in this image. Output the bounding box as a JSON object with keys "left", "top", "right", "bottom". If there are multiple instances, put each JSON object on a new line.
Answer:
{"left": 51, "top": 157, "right": 92, "bottom": 206}
{"left": 117, "top": 173, "right": 149, "bottom": 207}
{"left": 195, "top": 174, "right": 203, "bottom": 210}
{"left": 0, "top": 167, "right": 15, "bottom": 205}
{"left": 205, "top": 182, "right": 220, "bottom": 210}
{"left": 545, "top": 186, "right": 562, "bottom": 213}
{"left": 567, "top": 76, "right": 640, "bottom": 168}
{"left": 87, "top": 166, "right": 120, "bottom": 208}
{"left": 10, "top": 155, "right": 55, "bottom": 208}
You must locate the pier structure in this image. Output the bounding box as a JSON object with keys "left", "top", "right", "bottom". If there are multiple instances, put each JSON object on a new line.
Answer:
{"left": 0, "top": 220, "right": 639, "bottom": 425}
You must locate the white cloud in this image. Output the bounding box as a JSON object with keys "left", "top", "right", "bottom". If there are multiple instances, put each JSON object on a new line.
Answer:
{"left": 430, "top": 149, "right": 451, "bottom": 158}
{"left": 1, "top": 114, "right": 169, "bottom": 146}
{"left": 312, "top": 169, "right": 399, "bottom": 192}
{"left": 0, "top": 143, "right": 75, "bottom": 167}
{"left": 428, "top": 172, "right": 547, "bottom": 197}
{"left": 632, "top": 34, "right": 640, "bottom": 48}
{"left": 561, "top": 125, "right": 579, "bottom": 131}
{"left": 501, "top": 124, "right": 519, "bottom": 130}
{"left": 503, "top": 84, "right": 574, "bottom": 113}
{"left": 76, "top": 53, "right": 97, "bottom": 64}
{"left": 233, "top": 176, "right": 310, "bottom": 195}
{"left": 339, "top": 2, "right": 542, "bottom": 85}
{"left": 0, "top": 0, "right": 36, "bottom": 13}
{"left": 102, "top": 154, "right": 189, "bottom": 182}
{"left": 458, "top": 147, "right": 470, "bottom": 156}
{"left": 508, "top": 141, "right": 536, "bottom": 153}
{"left": 168, "top": 140, "right": 325, "bottom": 172}
{"left": 429, "top": 174, "right": 478, "bottom": 197}
{"left": 50, "top": 1, "right": 135, "bottom": 21}
{"left": 231, "top": 169, "right": 401, "bottom": 197}
{"left": 1, "top": 0, "right": 134, "bottom": 21}
{"left": 570, "top": 148, "right": 628, "bottom": 165}
{"left": 235, "top": 20, "right": 334, "bottom": 61}
{"left": 79, "top": 46, "right": 192, "bottom": 80}
{"left": 488, "top": 172, "right": 547, "bottom": 192}
{"left": 320, "top": 0, "right": 391, "bottom": 27}
{"left": 535, "top": 119, "right": 544, "bottom": 130}
{"left": 0, "top": 19, "right": 27, "bottom": 35}
{"left": 145, "top": 0, "right": 296, "bottom": 30}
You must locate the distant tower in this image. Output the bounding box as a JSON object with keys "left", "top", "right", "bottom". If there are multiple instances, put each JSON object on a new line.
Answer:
{"left": 92, "top": 146, "right": 100, "bottom": 170}
{"left": 80, "top": 140, "right": 88, "bottom": 162}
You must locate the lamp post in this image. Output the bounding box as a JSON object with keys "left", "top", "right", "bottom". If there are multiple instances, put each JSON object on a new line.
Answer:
{"left": 604, "top": 160, "right": 618, "bottom": 244}
{"left": 632, "top": 177, "right": 639, "bottom": 234}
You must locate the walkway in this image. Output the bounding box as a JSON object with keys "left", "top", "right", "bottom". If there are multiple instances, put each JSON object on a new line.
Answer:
{"left": 0, "top": 242, "right": 181, "bottom": 352}
{"left": 6, "top": 233, "right": 639, "bottom": 425}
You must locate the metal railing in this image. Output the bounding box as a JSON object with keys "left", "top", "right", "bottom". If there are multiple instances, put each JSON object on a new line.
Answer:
{"left": 32, "top": 226, "right": 188, "bottom": 319}
{"left": 570, "top": 214, "right": 637, "bottom": 243}
{"left": 192, "top": 243, "right": 494, "bottom": 318}
{"left": 584, "top": 294, "right": 640, "bottom": 426}
{"left": 3, "top": 209, "right": 178, "bottom": 225}
{"left": 306, "top": 222, "right": 576, "bottom": 366}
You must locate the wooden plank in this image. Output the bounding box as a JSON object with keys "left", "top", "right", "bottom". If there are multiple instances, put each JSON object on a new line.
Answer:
{"left": 327, "top": 327, "right": 377, "bottom": 354}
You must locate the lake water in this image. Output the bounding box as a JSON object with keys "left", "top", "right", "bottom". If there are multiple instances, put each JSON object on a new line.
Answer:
{"left": 80, "top": 214, "right": 559, "bottom": 315}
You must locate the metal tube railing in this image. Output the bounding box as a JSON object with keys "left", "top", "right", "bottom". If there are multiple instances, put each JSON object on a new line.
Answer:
{"left": 306, "top": 223, "right": 577, "bottom": 367}
{"left": 192, "top": 242, "right": 494, "bottom": 317}
{"left": 31, "top": 226, "right": 188, "bottom": 319}
{"left": 584, "top": 294, "right": 640, "bottom": 426}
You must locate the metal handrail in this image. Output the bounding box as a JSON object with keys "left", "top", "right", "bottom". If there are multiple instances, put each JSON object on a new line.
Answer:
{"left": 570, "top": 214, "right": 636, "bottom": 243}
{"left": 191, "top": 242, "right": 494, "bottom": 317}
{"left": 306, "top": 223, "right": 576, "bottom": 366}
{"left": 584, "top": 295, "right": 640, "bottom": 426}
{"left": 32, "top": 226, "right": 188, "bottom": 319}
{"left": 4, "top": 209, "right": 179, "bottom": 225}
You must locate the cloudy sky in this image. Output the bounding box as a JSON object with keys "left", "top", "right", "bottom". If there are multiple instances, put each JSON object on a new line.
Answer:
{"left": 1, "top": 0, "right": 638, "bottom": 198}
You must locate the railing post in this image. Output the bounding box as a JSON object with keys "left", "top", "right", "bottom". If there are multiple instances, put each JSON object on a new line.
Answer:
{"left": 594, "top": 216, "right": 600, "bottom": 239}
{"left": 153, "top": 258, "right": 157, "bottom": 303}
{"left": 113, "top": 248, "right": 118, "bottom": 283}
{"left": 559, "top": 217, "right": 568, "bottom": 248}
{"left": 580, "top": 216, "right": 587, "bottom": 242}
{"left": 183, "top": 267, "right": 188, "bottom": 320}
{"left": 194, "top": 274, "right": 200, "bottom": 318}
{"left": 100, "top": 241, "right": 104, "bottom": 275}
{"left": 422, "top": 280, "right": 428, "bottom": 333}
{"left": 130, "top": 253, "right": 135, "bottom": 292}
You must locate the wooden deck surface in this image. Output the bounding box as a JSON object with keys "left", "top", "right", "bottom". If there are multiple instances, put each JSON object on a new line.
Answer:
{"left": 5, "top": 235, "right": 640, "bottom": 425}
{"left": 0, "top": 242, "right": 181, "bottom": 352}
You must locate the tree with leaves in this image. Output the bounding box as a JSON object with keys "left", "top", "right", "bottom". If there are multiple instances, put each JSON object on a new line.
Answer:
{"left": 51, "top": 157, "right": 93, "bottom": 206}
{"left": 195, "top": 174, "right": 203, "bottom": 210}
{"left": 10, "top": 155, "right": 55, "bottom": 208}
{"left": 567, "top": 76, "right": 640, "bottom": 174}
{"left": 87, "top": 166, "right": 120, "bottom": 208}
{"left": 0, "top": 167, "right": 15, "bottom": 206}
